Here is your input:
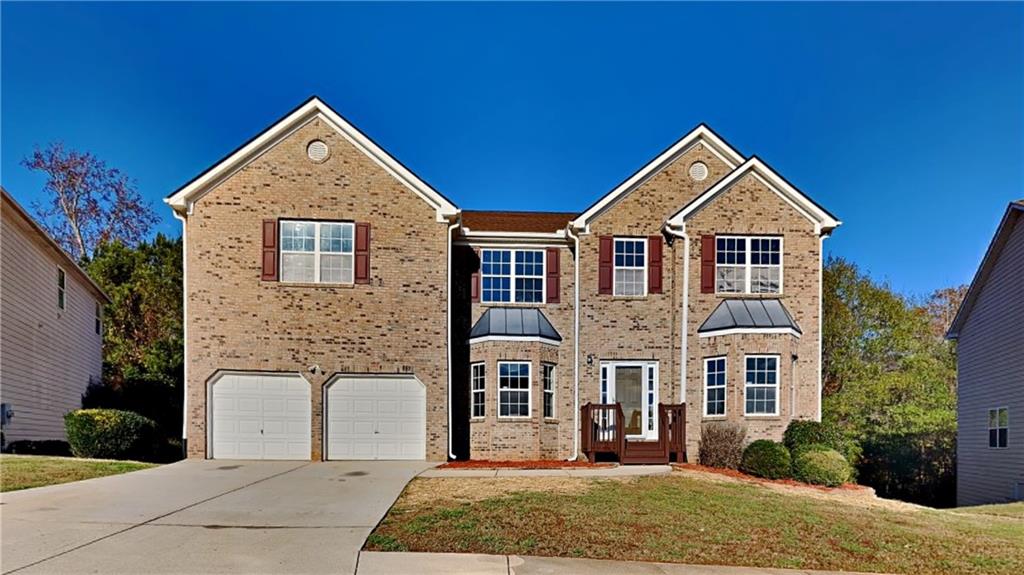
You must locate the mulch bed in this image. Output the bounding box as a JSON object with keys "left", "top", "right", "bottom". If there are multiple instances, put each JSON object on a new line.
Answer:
{"left": 673, "top": 463, "right": 866, "bottom": 492}
{"left": 438, "top": 459, "right": 616, "bottom": 470}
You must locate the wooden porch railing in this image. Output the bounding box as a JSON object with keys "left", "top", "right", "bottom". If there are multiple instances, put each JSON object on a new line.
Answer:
{"left": 580, "top": 402, "right": 686, "bottom": 464}
{"left": 580, "top": 403, "right": 624, "bottom": 462}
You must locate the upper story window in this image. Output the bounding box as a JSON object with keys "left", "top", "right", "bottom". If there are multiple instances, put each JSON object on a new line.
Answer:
{"left": 481, "top": 249, "right": 544, "bottom": 303}
{"left": 989, "top": 408, "right": 1009, "bottom": 449}
{"left": 471, "top": 363, "right": 486, "bottom": 418}
{"left": 614, "top": 238, "right": 646, "bottom": 296}
{"left": 280, "top": 221, "right": 353, "bottom": 284}
{"left": 744, "top": 355, "right": 779, "bottom": 416}
{"left": 57, "top": 268, "right": 66, "bottom": 310}
{"left": 498, "top": 361, "right": 531, "bottom": 418}
{"left": 716, "top": 236, "right": 782, "bottom": 294}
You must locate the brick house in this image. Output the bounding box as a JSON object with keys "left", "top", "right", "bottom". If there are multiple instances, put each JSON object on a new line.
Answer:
{"left": 167, "top": 97, "right": 840, "bottom": 462}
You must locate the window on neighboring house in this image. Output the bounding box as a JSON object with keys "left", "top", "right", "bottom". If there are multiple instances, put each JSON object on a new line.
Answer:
{"left": 57, "top": 268, "right": 66, "bottom": 310}
{"left": 744, "top": 355, "right": 779, "bottom": 416}
{"left": 542, "top": 364, "right": 555, "bottom": 418}
{"left": 704, "top": 357, "right": 726, "bottom": 416}
{"left": 471, "top": 363, "right": 486, "bottom": 418}
{"left": 481, "top": 249, "right": 544, "bottom": 303}
{"left": 280, "top": 220, "right": 353, "bottom": 284}
{"left": 498, "top": 361, "right": 531, "bottom": 417}
{"left": 613, "top": 238, "right": 646, "bottom": 296}
{"left": 95, "top": 302, "right": 102, "bottom": 335}
{"left": 989, "top": 408, "right": 1009, "bottom": 448}
{"left": 716, "top": 236, "right": 782, "bottom": 294}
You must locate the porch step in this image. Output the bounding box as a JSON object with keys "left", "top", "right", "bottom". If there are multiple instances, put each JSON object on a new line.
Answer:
{"left": 621, "top": 440, "right": 669, "bottom": 465}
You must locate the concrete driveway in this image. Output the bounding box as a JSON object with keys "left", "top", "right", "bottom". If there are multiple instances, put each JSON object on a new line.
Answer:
{"left": 0, "top": 459, "right": 433, "bottom": 574}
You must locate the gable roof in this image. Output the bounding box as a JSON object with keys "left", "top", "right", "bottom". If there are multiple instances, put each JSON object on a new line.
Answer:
{"left": 666, "top": 156, "right": 841, "bottom": 234}
{"left": 461, "top": 210, "right": 576, "bottom": 233}
{"left": 165, "top": 96, "right": 459, "bottom": 220}
{"left": 571, "top": 124, "right": 745, "bottom": 230}
{"left": 1, "top": 188, "right": 110, "bottom": 304}
{"left": 947, "top": 200, "right": 1024, "bottom": 339}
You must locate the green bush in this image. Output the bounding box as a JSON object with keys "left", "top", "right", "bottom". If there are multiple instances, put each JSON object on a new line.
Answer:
{"left": 740, "top": 440, "right": 791, "bottom": 479}
{"left": 698, "top": 422, "right": 746, "bottom": 469}
{"left": 64, "top": 409, "right": 157, "bottom": 460}
{"left": 783, "top": 420, "right": 861, "bottom": 473}
{"left": 792, "top": 446, "right": 852, "bottom": 487}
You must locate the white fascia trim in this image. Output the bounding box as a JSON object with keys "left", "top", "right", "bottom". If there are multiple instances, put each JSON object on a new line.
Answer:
{"left": 455, "top": 230, "right": 570, "bottom": 247}
{"left": 468, "top": 335, "right": 561, "bottom": 346}
{"left": 666, "top": 157, "right": 841, "bottom": 232}
{"left": 165, "top": 98, "right": 459, "bottom": 221}
{"left": 571, "top": 125, "right": 744, "bottom": 231}
{"left": 698, "top": 327, "right": 802, "bottom": 339}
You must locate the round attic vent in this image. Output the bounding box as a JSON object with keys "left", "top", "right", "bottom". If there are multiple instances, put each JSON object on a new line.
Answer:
{"left": 307, "top": 140, "right": 329, "bottom": 162}
{"left": 689, "top": 161, "right": 708, "bottom": 181}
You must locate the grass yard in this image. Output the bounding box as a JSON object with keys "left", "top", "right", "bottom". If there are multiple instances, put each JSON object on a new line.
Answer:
{"left": 366, "top": 471, "right": 1023, "bottom": 575}
{"left": 956, "top": 502, "right": 1024, "bottom": 519}
{"left": 0, "top": 454, "right": 155, "bottom": 492}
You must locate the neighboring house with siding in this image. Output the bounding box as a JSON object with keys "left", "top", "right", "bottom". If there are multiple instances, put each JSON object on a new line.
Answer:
{"left": 0, "top": 188, "right": 109, "bottom": 446}
{"left": 947, "top": 200, "right": 1024, "bottom": 505}
{"left": 167, "top": 96, "right": 840, "bottom": 463}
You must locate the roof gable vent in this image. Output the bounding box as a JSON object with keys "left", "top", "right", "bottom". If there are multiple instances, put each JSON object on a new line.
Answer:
{"left": 307, "top": 140, "right": 329, "bottom": 163}
{"left": 689, "top": 162, "right": 708, "bottom": 181}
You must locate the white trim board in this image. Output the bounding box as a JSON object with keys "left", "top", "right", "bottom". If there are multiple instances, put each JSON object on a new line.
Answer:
{"left": 166, "top": 97, "right": 459, "bottom": 221}
{"left": 698, "top": 327, "right": 802, "bottom": 339}
{"left": 468, "top": 335, "right": 561, "bottom": 346}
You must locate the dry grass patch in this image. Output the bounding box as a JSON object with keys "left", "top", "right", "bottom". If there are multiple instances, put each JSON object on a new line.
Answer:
{"left": 0, "top": 454, "right": 155, "bottom": 492}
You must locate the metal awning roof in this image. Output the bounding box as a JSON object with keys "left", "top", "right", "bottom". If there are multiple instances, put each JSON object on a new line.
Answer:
{"left": 469, "top": 307, "right": 562, "bottom": 344}
{"left": 698, "top": 299, "right": 802, "bottom": 337}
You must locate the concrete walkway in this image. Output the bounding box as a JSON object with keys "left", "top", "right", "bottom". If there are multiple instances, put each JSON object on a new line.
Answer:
{"left": 419, "top": 464, "right": 672, "bottom": 478}
{"left": 357, "top": 552, "right": 885, "bottom": 575}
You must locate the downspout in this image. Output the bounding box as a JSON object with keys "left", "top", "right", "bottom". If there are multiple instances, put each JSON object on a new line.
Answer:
{"left": 446, "top": 215, "right": 461, "bottom": 460}
{"left": 566, "top": 225, "right": 581, "bottom": 461}
{"left": 664, "top": 224, "right": 688, "bottom": 403}
{"left": 172, "top": 209, "right": 188, "bottom": 455}
{"left": 817, "top": 232, "right": 829, "bottom": 422}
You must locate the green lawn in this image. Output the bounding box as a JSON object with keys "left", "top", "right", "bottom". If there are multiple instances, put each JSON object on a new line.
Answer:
{"left": 366, "top": 473, "right": 1023, "bottom": 575}
{"left": 956, "top": 502, "right": 1024, "bottom": 519}
{"left": 0, "top": 454, "right": 156, "bottom": 492}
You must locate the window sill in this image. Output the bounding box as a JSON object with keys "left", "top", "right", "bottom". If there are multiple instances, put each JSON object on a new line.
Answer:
{"left": 702, "top": 415, "right": 727, "bottom": 420}
{"left": 270, "top": 281, "right": 358, "bottom": 289}
{"left": 714, "top": 292, "right": 785, "bottom": 299}
{"left": 743, "top": 414, "right": 782, "bottom": 419}
{"left": 496, "top": 416, "right": 534, "bottom": 423}
{"left": 543, "top": 418, "right": 559, "bottom": 423}
{"left": 610, "top": 295, "right": 648, "bottom": 300}
{"left": 480, "top": 301, "right": 546, "bottom": 307}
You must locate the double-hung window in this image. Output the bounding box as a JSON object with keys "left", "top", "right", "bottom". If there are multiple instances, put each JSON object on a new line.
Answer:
{"left": 989, "top": 408, "right": 1009, "bottom": 448}
{"left": 280, "top": 220, "right": 354, "bottom": 284}
{"left": 57, "top": 268, "right": 66, "bottom": 310}
{"left": 481, "top": 249, "right": 544, "bottom": 303}
{"left": 744, "top": 355, "right": 779, "bottom": 416}
{"left": 704, "top": 357, "right": 726, "bottom": 416}
{"left": 471, "top": 363, "right": 486, "bottom": 418}
{"left": 716, "top": 236, "right": 782, "bottom": 294}
{"left": 542, "top": 364, "right": 555, "bottom": 418}
{"left": 614, "top": 238, "right": 646, "bottom": 296}
{"left": 498, "top": 361, "right": 530, "bottom": 417}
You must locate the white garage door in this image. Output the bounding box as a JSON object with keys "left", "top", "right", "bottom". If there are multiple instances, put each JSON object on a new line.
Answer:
{"left": 211, "top": 372, "right": 311, "bottom": 460}
{"left": 326, "top": 376, "right": 426, "bottom": 460}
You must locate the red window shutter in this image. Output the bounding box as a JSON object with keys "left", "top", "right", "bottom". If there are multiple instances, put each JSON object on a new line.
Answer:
{"left": 598, "top": 236, "right": 613, "bottom": 295}
{"left": 546, "top": 247, "right": 560, "bottom": 303}
{"left": 471, "top": 248, "right": 481, "bottom": 303}
{"left": 700, "top": 235, "right": 716, "bottom": 294}
{"left": 261, "top": 219, "right": 278, "bottom": 281}
{"left": 648, "top": 236, "right": 663, "bottom": 294}
{"left": 355, "top": 222, "right": 371, "bottom": 284}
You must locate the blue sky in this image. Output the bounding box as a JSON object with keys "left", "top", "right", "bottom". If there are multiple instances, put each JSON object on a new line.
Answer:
{"left": 2, "top": 2, "right": 1022, "bottom": 296}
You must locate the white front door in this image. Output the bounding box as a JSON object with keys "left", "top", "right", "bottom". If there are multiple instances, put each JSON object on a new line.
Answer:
{"left": 210, "top": 372, "right": 311, "bottom": 460}
{"left": 325, "top": 375, "right": 426, "bottom": 460}
{"left": 601, "top": 362, "right": 659, "bottom": 440}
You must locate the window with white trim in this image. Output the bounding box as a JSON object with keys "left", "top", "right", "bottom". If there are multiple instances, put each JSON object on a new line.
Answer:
{"left": 498, "top": 361, "right": 531, "bottom": 417}
{"left": 646, "top": 364, "right": 656, "bottom": 432}
{"left": 280, "top": 221, "right": 354, "bottom": 284}
{"left": 704, "top": 357, "right": 726, "bottom": 416}
{"left": 471, "top": 363, "right": 485, "bottom": 418}
{"left": 716, "top": 236, "right": 782, "bottom": 294}
{"left": 57, "top": 268, "right": 66, "bottom": 310}
{"left": 989, "top": 408, "right": 1009, "bottom": 448}
{"left": 744, "top": 355, "right": 779, "bottom": 415}
{"left": 95, "top": 302, "right": 102, "bottom": 335}
{"left": 613, "top": 238, "right": 645, "bottom": 296}
{"left": 481, "top": 249, "right": 544, "bottom": 303}
{"left": 542, "top": 364, "right": 555, "bottom": 418}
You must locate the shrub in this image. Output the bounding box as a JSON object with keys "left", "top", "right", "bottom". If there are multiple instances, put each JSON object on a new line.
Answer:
{"left": 740, "top": 440, "right": 791, "bottom": 479}
{"left": 783, "top": 420, "right": 861, "bottom": 473}
{"left": 4, "top": 439, "right": 72, "bottom": 456}
{"left": 792, "top": 447, "right": 852, "bottom": 487}
{"left": 698, "top": 422, "right": 746, "bottom": 469}
{"left": 64, "top": 409, "right": 157, "bottom": 460}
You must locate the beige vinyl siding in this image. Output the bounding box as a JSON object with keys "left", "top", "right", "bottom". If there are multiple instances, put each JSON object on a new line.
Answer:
{"left": 956, "top": 216, "right": 1024, "bottom": 506}
{"left": 1, "top": 205, "right": 103, "bottom": 443}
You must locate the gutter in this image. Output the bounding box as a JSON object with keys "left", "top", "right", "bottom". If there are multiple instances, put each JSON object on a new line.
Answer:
{"left": 446, "top": 215, "right": 461, "bottom": 460}
{"left": 664, "top": 224, "right": 688, "bottom": 403}
{"left": 172, "top": 210, "right": 189, "bottom": 453}
{"left": 565, "top": 225, "right": 581, "bottom": 461}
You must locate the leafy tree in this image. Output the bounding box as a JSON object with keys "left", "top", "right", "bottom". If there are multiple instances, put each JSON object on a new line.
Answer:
{"left": 22, "top": 142, "right": 157, "bottom": 261}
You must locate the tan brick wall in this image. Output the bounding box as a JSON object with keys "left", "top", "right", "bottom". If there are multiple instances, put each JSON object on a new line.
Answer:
{"left": 185, "top": 118, "right": 450, "bottom": 461}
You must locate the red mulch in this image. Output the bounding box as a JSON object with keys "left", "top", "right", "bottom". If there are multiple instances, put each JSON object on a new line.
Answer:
{"left": 673, "top": 463, "right": 866, "bottom": 492}
{"left": 438, "top": 459, "right": 616, "bottom": 470}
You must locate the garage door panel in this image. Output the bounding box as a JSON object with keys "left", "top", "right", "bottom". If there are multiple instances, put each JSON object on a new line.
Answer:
{"left": 211, "top": 373, "right": 311, "bottom": 460}
{"left": 326, "top": 376, "right": 425, "bottom": 461}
